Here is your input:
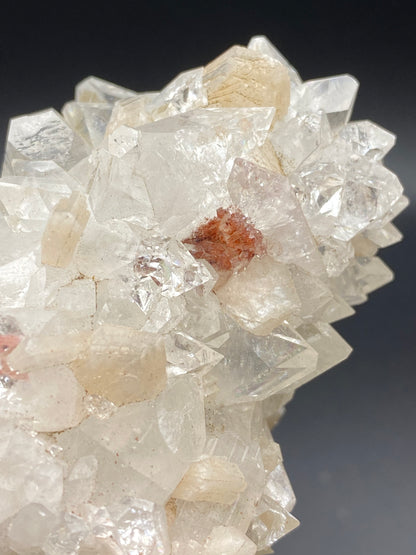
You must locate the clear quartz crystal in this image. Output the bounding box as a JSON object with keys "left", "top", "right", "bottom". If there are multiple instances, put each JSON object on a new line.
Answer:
{"left": 0, "top": 35, "right": 406, "bottom": 554}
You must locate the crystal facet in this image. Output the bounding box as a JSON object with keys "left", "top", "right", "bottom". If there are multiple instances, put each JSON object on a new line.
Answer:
{"left": 0, "top": 36, "right": 405, "bottom": 554}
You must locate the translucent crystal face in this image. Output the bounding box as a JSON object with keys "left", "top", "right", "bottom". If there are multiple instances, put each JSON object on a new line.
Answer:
{"left": 0, "top": 35, "right": 405, "bottom": 554}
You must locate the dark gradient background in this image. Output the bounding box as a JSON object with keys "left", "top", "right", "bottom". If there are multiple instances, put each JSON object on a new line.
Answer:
{"left": 1, "top": 2, "right": 415, "bottom": 554}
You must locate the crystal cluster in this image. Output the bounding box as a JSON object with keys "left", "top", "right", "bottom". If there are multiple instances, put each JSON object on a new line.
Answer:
{"left": 0, "top": 36, "right": 406, "bottom": 554}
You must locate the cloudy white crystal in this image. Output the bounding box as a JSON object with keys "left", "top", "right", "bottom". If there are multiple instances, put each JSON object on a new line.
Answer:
{"left": 0, "top": 35, "right": 405, "bottom": 554}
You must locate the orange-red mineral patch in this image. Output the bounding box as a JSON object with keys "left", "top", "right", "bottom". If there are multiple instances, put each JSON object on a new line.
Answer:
{"left": 0, "top": 333, "right": 27, "bottom": 381}
{"left": 183, "top": 208, "right": 266, "bottom": 272}
{"left": 0, "top": 334, "right": 21, "bottom": 355}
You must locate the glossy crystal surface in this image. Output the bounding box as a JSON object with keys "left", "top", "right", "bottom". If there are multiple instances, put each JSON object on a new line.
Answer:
{"left": 0, "top": 36, "right": 405, "bottom": 554}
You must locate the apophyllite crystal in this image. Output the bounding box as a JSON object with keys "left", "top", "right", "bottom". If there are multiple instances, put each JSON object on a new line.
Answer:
{"left": 0, "top": 35, "right": 406, "bottom": 553}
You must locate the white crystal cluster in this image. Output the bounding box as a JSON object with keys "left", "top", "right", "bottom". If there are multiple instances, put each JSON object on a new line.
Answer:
{"left": 0, "top": 36, "right": 406, "bottom": 554}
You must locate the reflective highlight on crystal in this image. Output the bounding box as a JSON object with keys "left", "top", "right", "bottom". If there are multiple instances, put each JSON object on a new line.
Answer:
{"left": 0, "top": 35, "right": 405, "bottom": 554}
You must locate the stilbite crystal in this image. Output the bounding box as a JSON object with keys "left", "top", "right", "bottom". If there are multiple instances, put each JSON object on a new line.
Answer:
{"left": 0, "top": 36, "right": 405, "bottom": 554}
{"left": 204, "top": 46, "right": 290, "bottom": 119}
{"left": 172, "top": 456, "right": 247, "bottom": 504}
{"left": 41, "top": 191, "right": 90, "bottom": 268}
{"left": 70, "top": 326, "right": 167, "bottom": 406}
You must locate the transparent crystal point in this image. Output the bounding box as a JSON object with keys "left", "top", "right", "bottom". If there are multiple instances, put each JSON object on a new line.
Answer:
{"left": 6, "top": 109, "right": 90, "bottom": 171}
{"left": 134, "top": 234, "right": 216, "bottom": 298}
{"left": 212, "top": 321, "right": 318, "bottom": 404}
{"left": 297, "top": 74, "right": 359, "bottom": 132}
{"left": 165, "top": 331, "right": 223, "bottom": 377}
{"left": 88, "top": 147, "right": 155, "bottom": 226}
{"left": 63, "top": 101, "right": 112, "bottom": 147}
{"left": 270, "top": 110, "right": 332, "bottom": 175}
{"left": 248, "top": 35, "right": 302, "bottom": 86}
{"left": 227, "top": 158, "right": 327, "bottom": 279}
{"left": 339, "top": 120, "right": 396, "bottom": 160}
{"left": 75, "top": 76, "right": 136, "bottom": 104}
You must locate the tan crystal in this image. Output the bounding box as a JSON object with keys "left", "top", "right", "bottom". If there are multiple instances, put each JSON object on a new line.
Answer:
{"left": 203, "top": 46, "right": 290, "bottom": 119}
{"left": 172, "top": 456, "right": 247, "bottom": 504}
{"left": 249, "top": 506, "right": 299, "bottom": 549}
{"left": 246, "top": 139, "right": 283, "bottom": 174}
{"left": 351, "top": 233, "right": 378, "bottom": 257}
{"left": 259, "top": 437, "right": 283, "bottom": 473}
{"left": 165, "top": 498, "right": 177, "bottom": 527}
{"left": 41, "top": 192, "right": 89, "bottom": 268}
{"left": 70, "top": 325, "right": 167, "bottom": 406}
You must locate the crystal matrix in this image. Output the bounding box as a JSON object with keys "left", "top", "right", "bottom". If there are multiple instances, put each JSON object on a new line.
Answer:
{"left": 0, "top": 36, "right": 406, "bottom": 554}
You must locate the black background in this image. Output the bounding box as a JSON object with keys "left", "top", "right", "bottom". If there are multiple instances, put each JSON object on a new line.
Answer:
{"left": 0, "top": 2, "right": 415, "bottom": 554}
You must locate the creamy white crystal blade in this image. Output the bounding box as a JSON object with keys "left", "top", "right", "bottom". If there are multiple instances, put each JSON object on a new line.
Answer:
{"left": 0, "top": 35, "right": 405, "bottom": 554}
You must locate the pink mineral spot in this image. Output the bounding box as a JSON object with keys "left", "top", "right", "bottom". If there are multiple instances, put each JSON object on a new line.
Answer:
{"left": 183, "top": 207, "right": 266, "bottom": 272}
{"left": 0, "top": 334, "right": 27, "bottom": 381}
{"left": 0, "top": 334, "right": 21, "bottom": 355}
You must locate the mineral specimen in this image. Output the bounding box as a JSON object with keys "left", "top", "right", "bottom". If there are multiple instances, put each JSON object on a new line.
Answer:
{"left": 0, "top": 35, "right": 406, "bottom": 554}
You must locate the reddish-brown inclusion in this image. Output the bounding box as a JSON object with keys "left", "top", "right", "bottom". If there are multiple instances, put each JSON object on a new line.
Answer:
{"left": 183, "top": 208, "right": 266, "bottom": 272}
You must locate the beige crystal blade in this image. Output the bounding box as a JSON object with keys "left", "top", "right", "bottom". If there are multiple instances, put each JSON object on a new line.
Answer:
{"left": 204, "top": 45, "right": 290, "bottom": 120}
{"left": 41, "top": 191, "right": 89, "bottom": 268}
{"left": 70, "top": 325, "right": 167, "bottom": 406}
{"left": 172, "top": 456, "right": 247, "bottom": 505}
